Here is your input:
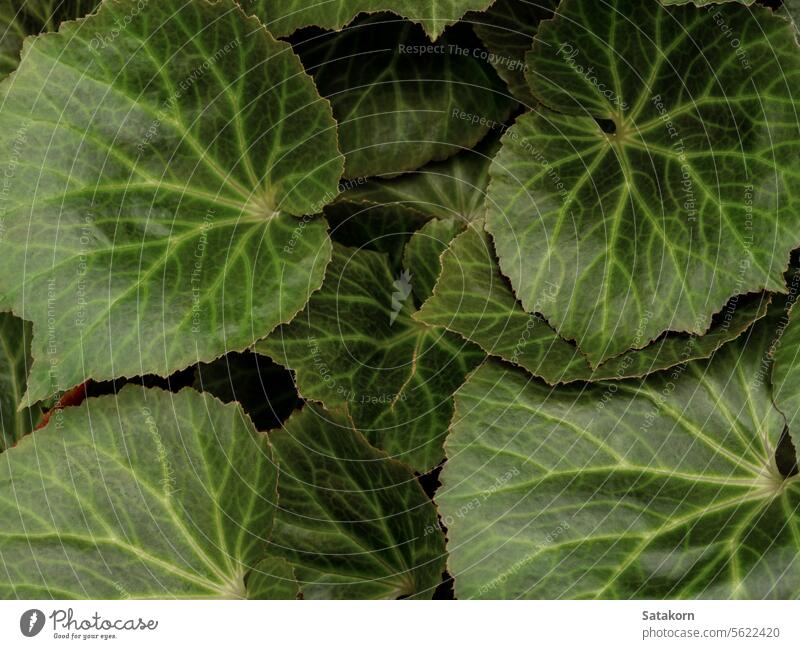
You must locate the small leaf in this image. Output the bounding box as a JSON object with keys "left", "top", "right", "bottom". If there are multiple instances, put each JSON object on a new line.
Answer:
{"left": 0, "top": 386, "right": 278, "bottom": 598}
{"left": 258, "top": 244, "right": 483, "bottom": 472}
{"left": 268, "top": 405, "right": 445, "bottom": 598}
{"left": 0, "top": 0, "right": 342, "bottom": 406}
{"left": 439, "top": 311, "right": 800, "bottom": 598}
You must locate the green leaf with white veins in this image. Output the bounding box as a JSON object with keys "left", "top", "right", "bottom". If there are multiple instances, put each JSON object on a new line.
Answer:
{"left": 294, "top": 14, "right": 513, "bottom": 178}
{"left": 486, "top": 0, "right": 800, "bottom": 366}
{"left": 247, "top": 0, "right": 495, "bottom": 40}
{"left": 0, "top": 312, "right": 42, "bottom": 451}
{"left": 257, "top": 244, "right": 483, "bottom": 472}
{"left": 439, "top": 311, "right": 800, "bottom": 599}
{"left": 267, "top": 405, "right": 445, "bottom": 599}
{"left": 0, "top": 385, "right": 277, "bottom": 598}
{"left": 416, "top": 222, "right": 771, "bottom": 384}
{"left": 0, "top": 0, "right": 342, "bottom": 407}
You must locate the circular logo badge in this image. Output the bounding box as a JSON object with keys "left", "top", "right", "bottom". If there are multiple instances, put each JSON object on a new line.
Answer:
{"left": 20, "top": 609, "right": 45, "bottom": 637}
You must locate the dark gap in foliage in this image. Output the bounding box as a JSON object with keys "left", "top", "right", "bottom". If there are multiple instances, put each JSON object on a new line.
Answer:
{"left": 417, "top": 461, "right": 455, "bottom": 599}
{"left": 35, "top": 368, "right": 197, "bottom": 431}
{"left": 439, "top": 13, "right": 487, "bottom": 51}
{"left": 595, "top": 117, "right": 617, "bottom": 134}
{"left": 326, "top": 202, "right": 428, "bottom": 272}
{"left": 418, "top": 461, "right": 444, "bottom": 499}
{"left": 776, "top": 425, "right": 799, "bottom": 478}
{"left": 709, "top": 291, "right": 768, "bottom": 327}
{"left": 433, "top": 571, "right": 456, "bottom": 599}
{"left": 758, "top": 0, "right": 783, "bottom": 10}
{"left": 193, "top": 351, "right": 302, "bottom": 431}
{"left": 85, "top": 366, "right": 196, "bottom": 399}
{"left": 81, "top": 352, "right": 302, "bottom": 433}
{"left": 284, "top": 23, "right": 328, "bottom": 50}
{"left": 506, "top": 101, "right": 528, "bottom": 124}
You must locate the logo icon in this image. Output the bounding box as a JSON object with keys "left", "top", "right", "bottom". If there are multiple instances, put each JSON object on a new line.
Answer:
{"left": 20, "top": 609, "right": 45, "bottom": 637}
{"left": 389, "top": 269, "right": 413, "bottom": 325}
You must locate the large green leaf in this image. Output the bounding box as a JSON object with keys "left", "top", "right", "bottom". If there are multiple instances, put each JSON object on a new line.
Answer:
{"left": 0, "top": 385, "right": 278, "bottom": 598}
{"left": 416, "top": 222, "right": 769, "bottom": 384}
{"left": 294, "top": 14, "right": 512, "bottom": 178}
{"left": 267, "top": 405, "right": 445, "bottom": 598}
{"left": 335, "top": 136, "right": 499, "bottom": 222}
{"left": 0, "top": 312, "right": 41, "bottom": 450}
{"left": 439, "top": 312, "right": 800, "bottom": 598}
{"left": 486, "top": 0, "right": 800, "bottom": 365}
{"left": 249, "top": 0, "right": 495, "bottom": 40}
{"left": 0, "top": 0, "right": 342, "bottom": 406}
{"left": 257, "top": 244, "right": 483, "bottom": 472}
{"left": 470, "top": 0, "right": 556, "bottom": 106}
{"left": 0, "top": 1, "right": 99, "bottom": 76}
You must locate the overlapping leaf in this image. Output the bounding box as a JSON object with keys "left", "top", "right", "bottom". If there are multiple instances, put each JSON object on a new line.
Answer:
{"left": 293, "top": 14, "right": 512, "bottom": 178}
{"left": 470, "top": 0, "right": 555, "bottom": 106}
{"left": 249, "top": 0, "right": 494, "bottom": 40}
{"left": 0, "top": 312, "right": 41, "bottom": 450}
{"left": 0, "top": 0, "right": 99, "bottom": 76}
{"left": 258, "top": 244, "right": 483, "bottom": 472}
{"left": 486, "top": 0, "right": 800, "bottom": 365}
{"left": 0, "top": 0, "right": 342, "bottom": 406}
{"left": 403, "top": 217, "right": 463, "bottom": 303}
{"left": 0, "top": 386, "right": 277, "bottom": 598}
{"left": 416, "top": 222, "right": 769, "bottom": 384}
{"left": 439, "top": 311, "right": 800, "bottom": 598}
{"left": 267, "top": 405, "right": 445, "bottom": 598}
